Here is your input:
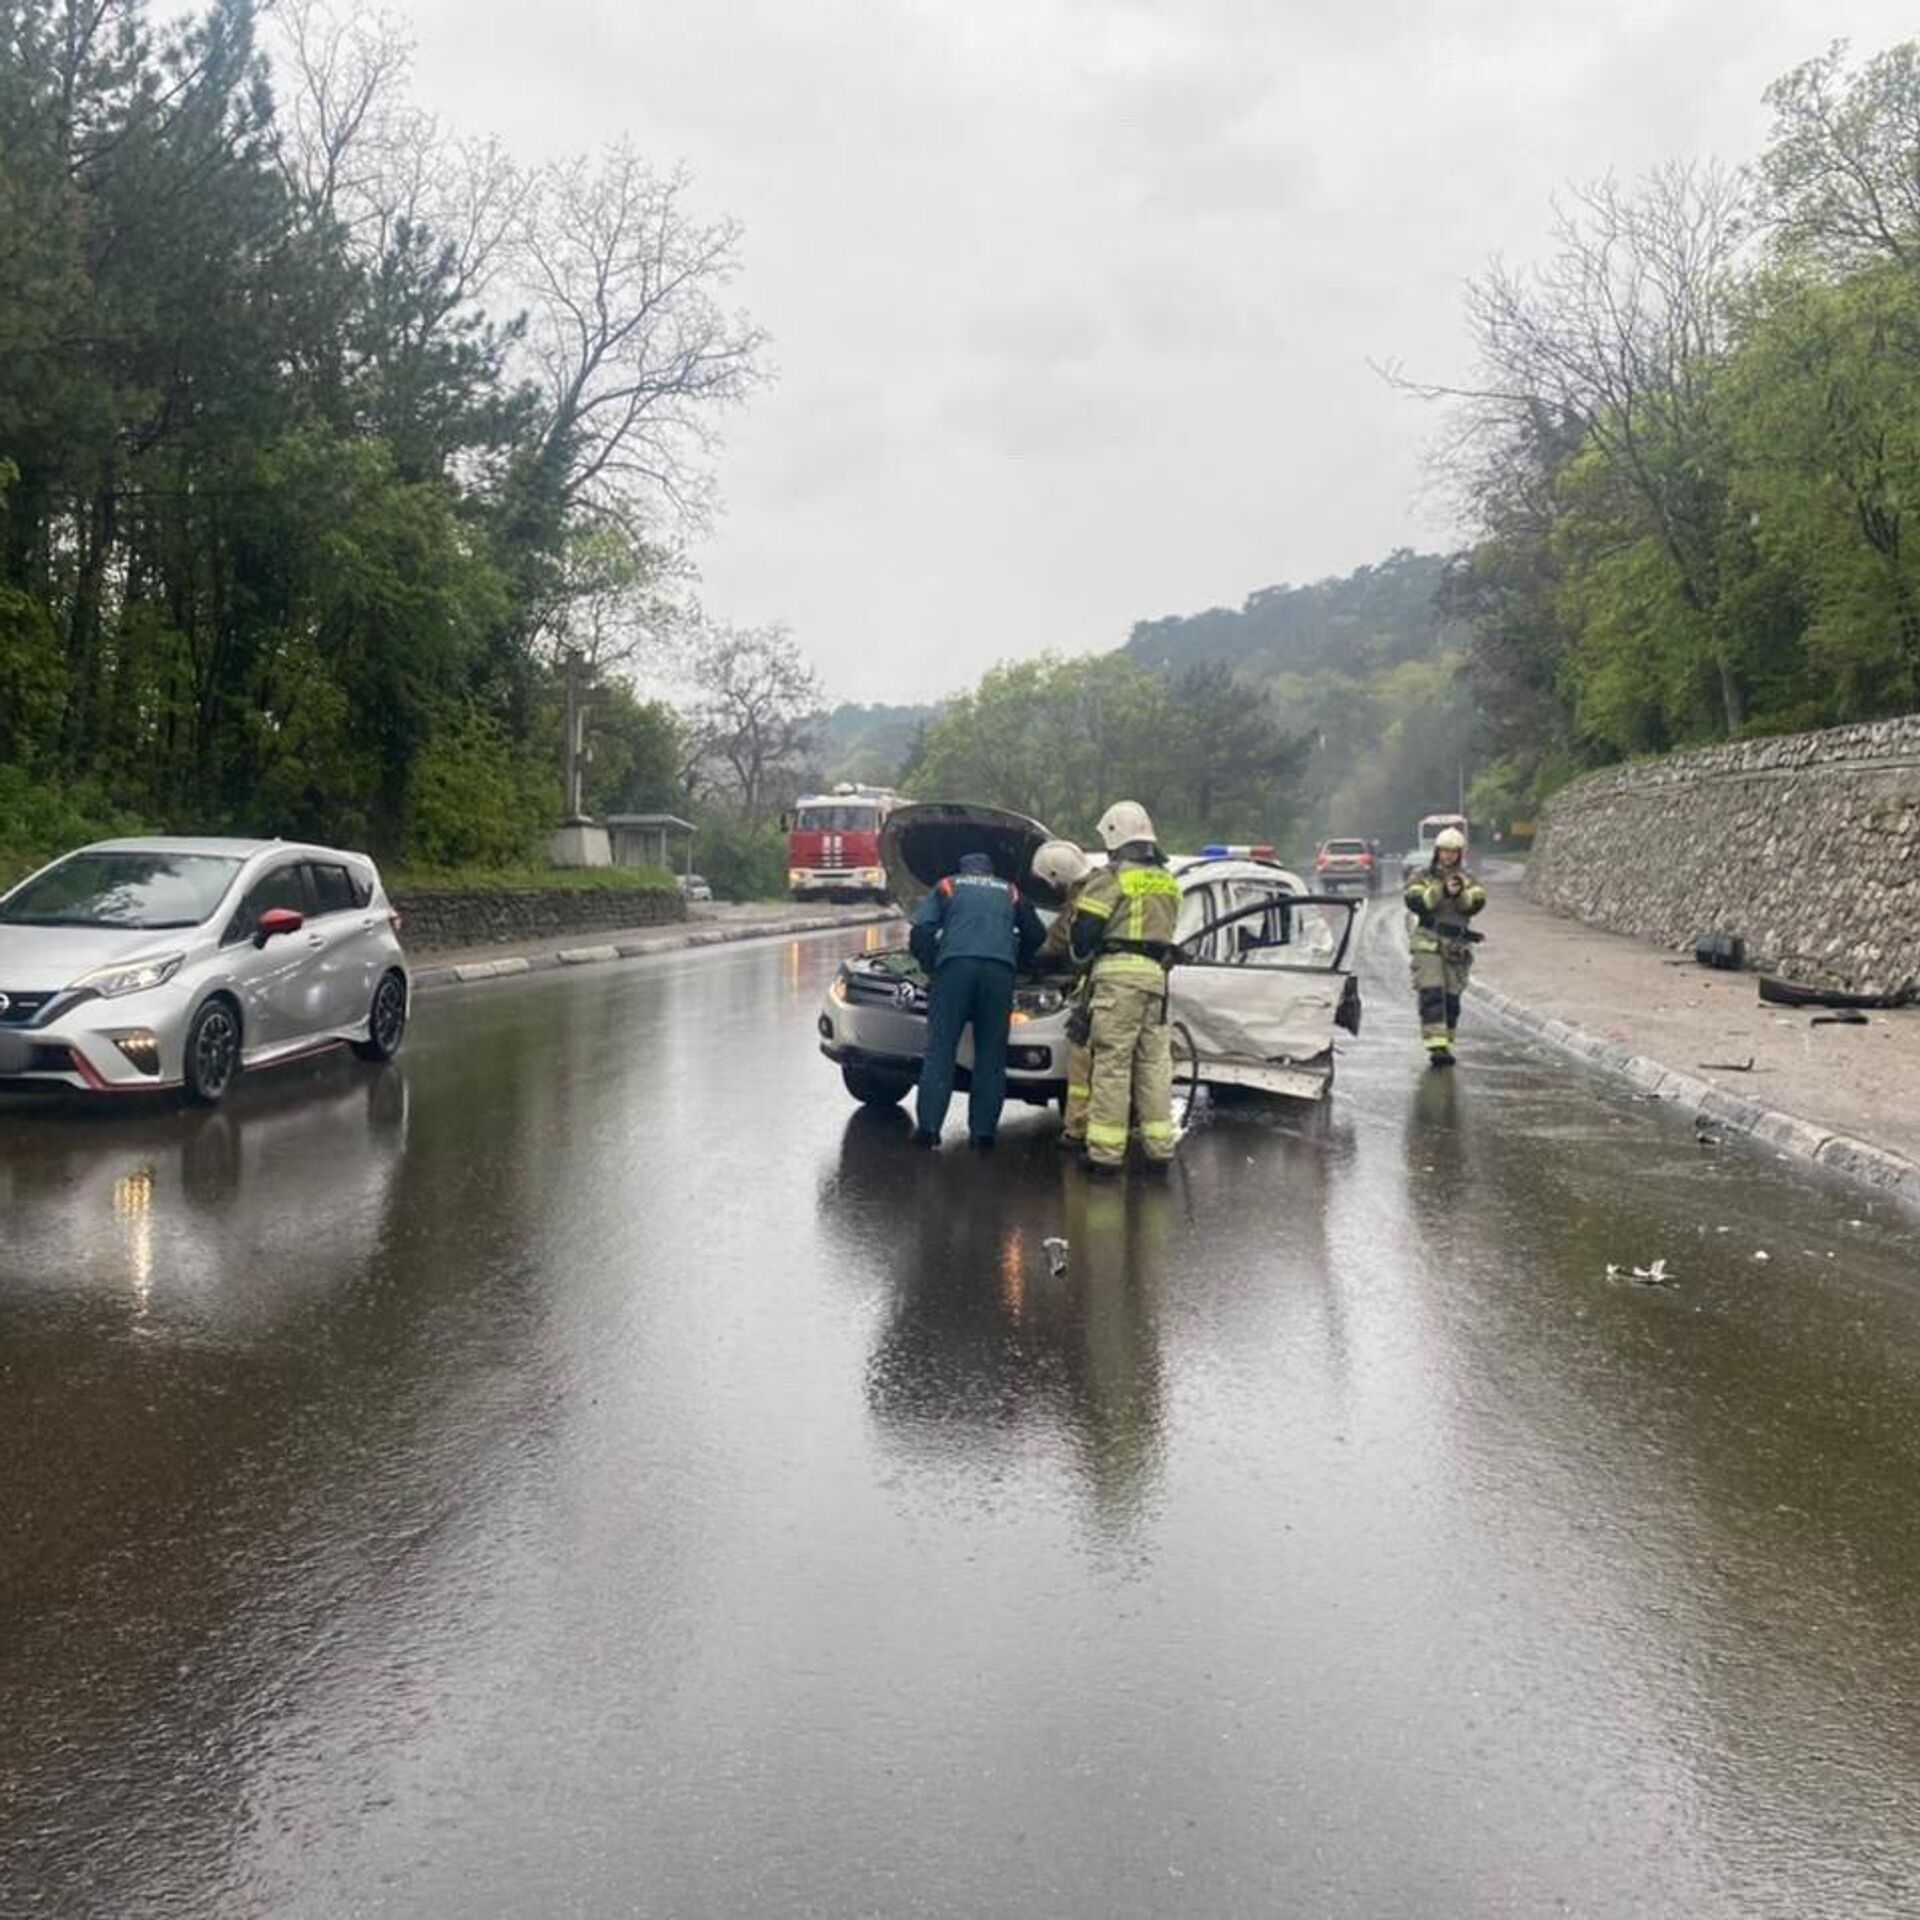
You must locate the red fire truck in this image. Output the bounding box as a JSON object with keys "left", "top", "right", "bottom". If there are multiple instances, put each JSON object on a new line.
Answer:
{"left": 785, "top": 785, "right": 900, "bottom": 903}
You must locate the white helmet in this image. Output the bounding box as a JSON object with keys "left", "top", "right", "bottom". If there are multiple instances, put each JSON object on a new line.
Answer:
{"left": 1030, "top": 839, "right": 1093, "bottom": 892}
{"left": 1434, "top": 826, "right": 1467, "bottom": 853}
{"left": 1096, "top": 800, "right": 1157, "bottom": 850}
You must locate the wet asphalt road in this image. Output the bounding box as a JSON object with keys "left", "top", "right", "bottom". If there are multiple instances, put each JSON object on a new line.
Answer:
{"left": 5, "top": 913, "right": 1920, "bottom": 1918}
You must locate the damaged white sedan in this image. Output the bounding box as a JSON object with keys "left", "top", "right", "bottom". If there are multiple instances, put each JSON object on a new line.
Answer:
{"left": 815, "top": 802, "right": 1362, "bottom": 1113}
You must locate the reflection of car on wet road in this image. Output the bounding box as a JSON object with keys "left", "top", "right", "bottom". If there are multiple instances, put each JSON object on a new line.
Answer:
{"left": 816, "top": 802, "right": 1363, "bottom": 1111}
{"left": 0, "top": 1060, "right": 410, "bottom": 1323}
{"left": 0, "top": 838, "right": 410, "bottom": 1105}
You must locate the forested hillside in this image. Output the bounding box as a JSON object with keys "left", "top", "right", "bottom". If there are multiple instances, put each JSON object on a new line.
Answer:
{"left": 1123, "top": 551, "right": 1449, "bottom": 682}
{"left": 813, "top": 703, "right": 937, "bottom": 788}
{"left": 1121, "top": 550, "right": 1466, "bottom": 847}
{"left": 876, "top": 553, "right": 1461, "bottom": 851}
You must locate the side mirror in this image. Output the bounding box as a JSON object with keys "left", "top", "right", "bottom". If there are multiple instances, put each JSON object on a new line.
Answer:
{"left": 778, "top": 812, "right": 793, "bottom": 833}
{"left": 256, "top": 906, "right": 304, "bottom": 947}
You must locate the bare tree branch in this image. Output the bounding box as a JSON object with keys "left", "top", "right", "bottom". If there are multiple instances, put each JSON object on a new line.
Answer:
{"left": 683, "top": 622, "right": 821, "bottom": 818}
{"left": 507, "top": 145, "right": 769, "bottom": 539}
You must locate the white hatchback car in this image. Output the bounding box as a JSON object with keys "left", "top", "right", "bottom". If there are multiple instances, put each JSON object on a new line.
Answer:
{"left": 816, "top": 802, "right": 1362, "bottom": 1112}
{"left": 0, "top": 837, "right": 410, "bottom": 1104}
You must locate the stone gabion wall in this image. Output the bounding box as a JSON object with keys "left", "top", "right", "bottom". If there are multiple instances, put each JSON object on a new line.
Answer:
{"left": 1528, "top": 716, "right": 1920, "bottom": 997}
{"left": 392, "top": 886, "right": 685, "bottom": 952}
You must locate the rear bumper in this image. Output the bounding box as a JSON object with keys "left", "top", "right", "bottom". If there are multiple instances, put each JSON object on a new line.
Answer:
{"left": 1194, "top": 1055, "right": 1334, "bottom": 1102}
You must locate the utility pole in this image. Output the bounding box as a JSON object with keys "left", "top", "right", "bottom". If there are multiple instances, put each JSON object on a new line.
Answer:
{"left": 562, "top": 650, "right": 588, "bottom": 822}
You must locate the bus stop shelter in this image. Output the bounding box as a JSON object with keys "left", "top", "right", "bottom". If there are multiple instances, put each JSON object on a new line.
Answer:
{"left": 606, "top": 814, "right": 696, "bottom": 875}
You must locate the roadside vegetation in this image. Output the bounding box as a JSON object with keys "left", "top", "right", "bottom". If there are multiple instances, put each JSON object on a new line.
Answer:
{"left": 10, "top": 13, "right": 1917, "bottom": 899}
{"left": 0, "top": 0, "right": 804, "bottom": 895}
{"left": 1419, "top": 39, "right": 1920, "bottom": 821}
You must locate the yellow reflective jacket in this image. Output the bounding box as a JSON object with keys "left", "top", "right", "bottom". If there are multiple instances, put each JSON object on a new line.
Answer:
{"left": 1405, "top": 865, "right": 1485, "bottom": 954}
{"left": 1072, "top": 854, "right": 1182, "bottom": 982}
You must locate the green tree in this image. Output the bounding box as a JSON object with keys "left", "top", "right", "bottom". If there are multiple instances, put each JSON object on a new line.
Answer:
{"left": 0, "top": 0, "right": 764, "bottom": 870}
{"left": 584, "top": 686, "right": 686, "bottom": 817}
{"left": 1763, "top": 41, "right": 1920, "bottom": 269}
{"left": 903, "top": 652, "right": 1303, "bottom": 848}
{"left": 1723, "top": 263, "right": 1920, "bottom": 717}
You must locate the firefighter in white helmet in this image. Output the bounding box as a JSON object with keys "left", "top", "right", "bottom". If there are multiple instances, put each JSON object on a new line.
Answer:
{"left": 1067, "top": 802, "right": 1181, "bottom": 1169}
{"left": 1404, "top": 825, "right": 1485, "bottom": 1067}
{"left": 1029, "top": 838, "right": 1098, "bottom": 1149}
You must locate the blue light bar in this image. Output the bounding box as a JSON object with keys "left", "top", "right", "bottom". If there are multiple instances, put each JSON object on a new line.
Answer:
{"left": 1199, "top": 844, "right": 1230, "bottom": 857}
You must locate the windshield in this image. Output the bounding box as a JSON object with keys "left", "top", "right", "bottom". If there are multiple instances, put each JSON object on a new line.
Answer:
{"left": 0, "top": 851, "right": 243, "bottom": 929}
{"left": 795, "top": 806, "right": 880, "bottom": 833}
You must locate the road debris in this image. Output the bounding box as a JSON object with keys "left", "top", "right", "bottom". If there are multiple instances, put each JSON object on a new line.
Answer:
{"left": 1696, "top": 1057, "right": 1755, "bottom": 1072}
{"left": 1810, "top": 1010, "right": 1870, "bottom": 1027}
{"left": 1606, "top": 1258, "right": 1677, "bottom": 1288}
{"left": 1041, "top": 1236, "right": 1069, "bottom": 1278}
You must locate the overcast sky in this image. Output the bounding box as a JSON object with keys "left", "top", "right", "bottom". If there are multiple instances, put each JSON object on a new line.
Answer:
{"left": 401, "top": 0, "right": 1916, "bottom": 707}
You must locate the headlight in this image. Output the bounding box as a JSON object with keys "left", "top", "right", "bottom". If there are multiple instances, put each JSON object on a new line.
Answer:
{"left": 829, "top": 977, "right": 849, "bottom": 1004}
{"left": 1014, "top": 985, "right": 1066, "bottom": 1019}
{"left": 72, "top": 953, "right": 185, "bottom": 999}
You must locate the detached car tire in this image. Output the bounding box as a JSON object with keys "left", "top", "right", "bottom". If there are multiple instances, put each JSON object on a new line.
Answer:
{"left": 182, "top": 998, "right": 242, "bottom": 1107}
{"left": 842, "top": 1063, "right": 913, "bottom": 1107}
{"left": 352, "top": 970, "right": 410, "bottom": 1063}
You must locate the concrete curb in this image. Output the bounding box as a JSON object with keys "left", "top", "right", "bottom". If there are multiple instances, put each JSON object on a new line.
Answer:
{"left": 410, "top": 908, "right": 898, "bottom": 995}
{"left": 1471, "top": 979, "right": 1920, "bottom": 1213}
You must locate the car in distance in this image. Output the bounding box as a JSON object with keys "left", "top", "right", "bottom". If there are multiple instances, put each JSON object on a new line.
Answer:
{"left": 676, "top": 873, "right": 715, "bottom": 903}
{"left": 0, "top": 837, "right": 410, "bottom": 1105}
{"left": 816, "top": 802, "right": 1362, "bottom": 1112}
{"left": 1313, "top": 837, "right": 1379, "bottom": 893}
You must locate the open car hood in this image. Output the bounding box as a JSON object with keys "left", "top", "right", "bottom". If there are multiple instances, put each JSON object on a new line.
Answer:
{"left": 880, "top": 802, "right": 1061, "bottom": 911}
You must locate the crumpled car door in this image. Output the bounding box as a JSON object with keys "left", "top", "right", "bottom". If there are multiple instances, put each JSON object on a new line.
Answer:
{"left": 1168, "top": 889, "right": 1360, "bottom": 1101}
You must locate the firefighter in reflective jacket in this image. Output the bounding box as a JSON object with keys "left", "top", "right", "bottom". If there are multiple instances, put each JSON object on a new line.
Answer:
{"left": 910, "top": 851, "right": 1047, "bottom": 1147}
{"left": 1404, "top": 826, "right": 1485, "bottom": 1068}
{"left": 1029, "top": 838, "right": 1097, "bottom": 1148}
{"left": 1069, "top": 801, "right": 1182, "bottom": 1169}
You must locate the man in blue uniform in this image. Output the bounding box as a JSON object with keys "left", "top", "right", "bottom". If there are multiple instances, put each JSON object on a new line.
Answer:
{"left": 910, "top": 852, "right": 1046, "bottom": 1149}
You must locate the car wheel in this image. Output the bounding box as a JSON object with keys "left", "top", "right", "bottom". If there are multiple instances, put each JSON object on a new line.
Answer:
{"left": 182, "top": 998, "right": 241, "bottom": 1107}
{"left": 842, "top": 1063, "right": 913, "bottom": 1107}
{"left": 352, "top": 970, "right": 409, "bottom": 1062}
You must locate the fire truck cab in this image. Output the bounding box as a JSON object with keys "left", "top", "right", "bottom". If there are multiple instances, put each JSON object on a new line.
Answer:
{"left": 785, "top": 785, "right": 900, "bottom": 903}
